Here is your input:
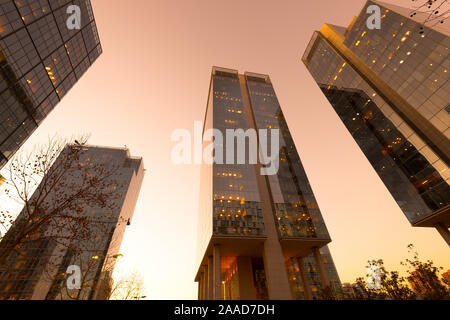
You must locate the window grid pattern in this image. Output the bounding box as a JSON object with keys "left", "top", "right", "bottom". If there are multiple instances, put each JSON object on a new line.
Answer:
{"left": 211, "top": 75, "right": 266, "bottom": 238}
{"left": 286, "top": 246, "right": 342, "bottom": 300}
{"left": 15, "top": 0, "right": 51, "bottom": 26}
{"left": 247, "top": 79, "right": 330, "bottom": 240}
{"left": 0, "top": 0, "right": 23, "bottom": 37}
{"left": 344, "top": 1, "right": 450, "bottom": 139}
{"left": 0, "top": 0, "right": 101, "bottom": 169}
{"left": 305, "top": 35, "right": 449, "bottom": 223}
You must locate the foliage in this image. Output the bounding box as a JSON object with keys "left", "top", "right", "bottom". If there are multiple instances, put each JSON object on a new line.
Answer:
{"left": 402, "top": 244, "right": 450, "bottom": 300}
{"left": 346, "top": 244, "right": 450, "bottom": 300}
{"left": 352, "top": 259, "right": 414, "bottom": 300}
{"left": 108, "top": 270, "right": 146, "bottom": 300}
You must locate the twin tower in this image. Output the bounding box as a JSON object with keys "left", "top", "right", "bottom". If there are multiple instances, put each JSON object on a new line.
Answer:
{"left": 195, "top": 67, "right": 341, "bottom": 300}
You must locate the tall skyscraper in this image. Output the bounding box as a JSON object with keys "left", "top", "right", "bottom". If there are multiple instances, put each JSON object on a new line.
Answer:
{"left": 195, "top": 66, "right": 341, "bottom": 300}
{"left": 302, "top": 0, "right": 449, "bottom": 245}
{"left": 0, "top": 145, "right": 144, "bottom": 300}
{"left": 0, "top": 0, "right": 102, "bottom": 170}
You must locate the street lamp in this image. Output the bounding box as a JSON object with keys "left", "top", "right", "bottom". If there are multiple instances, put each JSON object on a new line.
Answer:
{"left": 92, "top": 253, "right": 124, "bottom": 299}
{"left": 92, "top": 253, "right": 123, "bottom": 260}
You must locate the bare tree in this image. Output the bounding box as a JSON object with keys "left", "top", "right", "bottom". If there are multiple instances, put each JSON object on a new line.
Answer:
{"left": 0, "top": 136, "right": 126, "bottom": 300}
{"left": 45, "top": 229, "right": 127, "bottom": 301}
{"left": 107, "top": 270, "right": 146, "bottom": 300}
{"left": 401, "top": 244, "right": 450, "bottom": 299}
{"left": 47, "top": 250, "right": 123, "bottom": 300}
{"left": 347, "top": 244, "right": 450, "bottom": 300}
{"left": 409, "top": 0, "right": 450, "bottom": 32}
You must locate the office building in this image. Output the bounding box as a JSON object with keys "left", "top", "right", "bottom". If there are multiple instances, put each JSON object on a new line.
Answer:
{"left": 0, "top": 145, "right": 144, "bottom": 300}
{"left": 195, "top": 66, "right": 341, "bottom": 300}
{"left": 0, "top": 0, "right": 102, "bottom": 169}
{"left": 302, "top": 0, "right": 449, "bottom": 244}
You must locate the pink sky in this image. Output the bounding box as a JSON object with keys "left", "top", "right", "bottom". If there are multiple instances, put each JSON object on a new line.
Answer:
{"left": 1, "top": 0, "right": 448, "bottom": 299}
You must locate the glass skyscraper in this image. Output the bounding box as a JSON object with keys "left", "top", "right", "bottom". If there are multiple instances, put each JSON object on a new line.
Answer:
{"left": 195, "top": 67, "right": 341, "bottom": 300}
{"left": 0, "top": 0, "right": 102, "bottom": 170}
{"left": 0, "top": 145, "right": 144, "bottom": 300}
{"left": 302, "top": 0, "right": 449, "bottom": 245}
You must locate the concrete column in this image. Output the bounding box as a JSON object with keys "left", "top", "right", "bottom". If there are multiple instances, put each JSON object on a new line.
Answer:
{"left": 236, "top": 257, "right": 257, "bottom": 300}
{"left": 313, "top": 247, "right": 330, "bottom": 289}
{"left": 213, "top": 245, "right": 222, "bottom": 300}
{"left": 208, "top": 256, "right": 214, "bottom": 300}
{"left": 297, "top": 257, "right": 313, "bottom": 300}
{"left": 202, "top": 267, "right": 207, "bottom": 300}
{"left": 435, "top": 223, "right": 450, "bottom": 246}
{"left": 203, "top": 266, "right": 208, "bottom": 300}
{"left": 261, "top": 237, "right": 292, "bottom": 300}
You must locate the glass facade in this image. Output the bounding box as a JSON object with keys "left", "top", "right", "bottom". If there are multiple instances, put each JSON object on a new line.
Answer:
{"left": 211, "top": 73, "right": 266, "bottom": 238}
{"left": 0, "top": 146, "right": 144, "bottom": 300}
{"left": 287, "top": 246, "right": 342, "bottom": 300}
{"left": 0, "top": 0, "right": 102, "bottom": 169}
{"left": 302, "top": 1, "right": 449, "bottom": 226}
{"left": 196, "top": 67, "right": 341, "bottom": 300}
{"left": 199, "top": 72, "right": 332, "bottom": 241}
{"left": 247, "top": 76, "right": 330, "bottom": 239}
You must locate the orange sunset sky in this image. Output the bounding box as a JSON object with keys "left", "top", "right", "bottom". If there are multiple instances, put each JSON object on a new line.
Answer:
{"left": 0, "top": 0, "right": 449, "bottom": 299}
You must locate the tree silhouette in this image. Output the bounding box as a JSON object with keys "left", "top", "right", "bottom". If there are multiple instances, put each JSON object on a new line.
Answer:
{"left": 402, "top": 244, "right": 449, "bottom": 299}
{"left": 409, "top": 0, "right": 450, "bottom": 32}
{"left": 352, "top": 259, "right": 414, "bottom": 300}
